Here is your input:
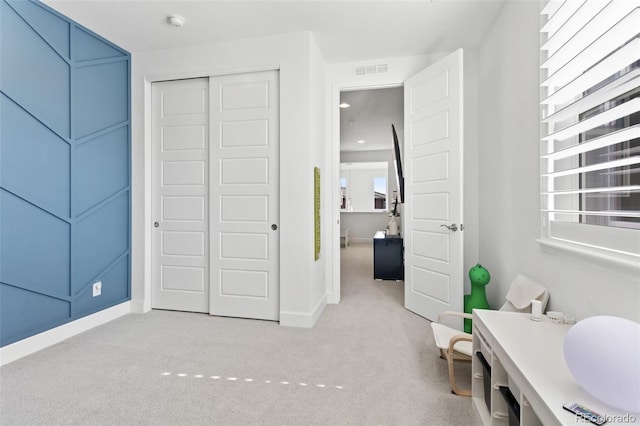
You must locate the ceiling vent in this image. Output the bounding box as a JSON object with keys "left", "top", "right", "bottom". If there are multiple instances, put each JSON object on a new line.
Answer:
{"left": 354, "top": 63, "right": 388, "bottom": 76}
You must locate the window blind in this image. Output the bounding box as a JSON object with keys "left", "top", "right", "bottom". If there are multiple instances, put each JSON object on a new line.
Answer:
{"left": 540, "top": 0, "right": 640, "bottom": 263}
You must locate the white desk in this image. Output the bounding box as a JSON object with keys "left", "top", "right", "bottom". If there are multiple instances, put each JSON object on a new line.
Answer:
{"left": 472, "top": 310, "right": 635, "bottom": 425}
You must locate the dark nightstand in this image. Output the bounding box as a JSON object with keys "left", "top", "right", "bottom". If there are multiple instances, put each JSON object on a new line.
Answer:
{"left": 373, "top": 231, "right": 404, "bottom": 280}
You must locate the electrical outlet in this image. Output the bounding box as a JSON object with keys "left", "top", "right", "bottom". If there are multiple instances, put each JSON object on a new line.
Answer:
{"left": 92, "top": 281, "right": 102, "bottom": 297}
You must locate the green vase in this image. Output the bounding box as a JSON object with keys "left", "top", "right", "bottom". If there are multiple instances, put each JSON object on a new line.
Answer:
{"left": 464, "top": 263, "right": 491, "bottom": 333}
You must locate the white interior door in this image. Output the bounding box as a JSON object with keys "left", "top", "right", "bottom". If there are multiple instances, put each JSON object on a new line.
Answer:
{"left": 151, "top": 78, "right": 209, "bottom": 313}
{"left": 209, "top": 70, "right": 280, "bottom": 321}
{"left": 404, "top": 49, "right": 464, "bottom": 323}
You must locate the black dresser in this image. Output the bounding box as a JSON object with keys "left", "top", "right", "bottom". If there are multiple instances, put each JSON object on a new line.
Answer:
{"left": 373, "top": 231, "right": 404, "bottom": 280}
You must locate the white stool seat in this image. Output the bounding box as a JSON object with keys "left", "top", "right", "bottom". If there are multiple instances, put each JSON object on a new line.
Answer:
{"left": 431, "top": 323, "right": 473, "bottom": 357}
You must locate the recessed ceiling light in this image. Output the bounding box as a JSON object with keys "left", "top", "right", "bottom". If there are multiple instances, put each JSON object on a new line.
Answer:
{"left": 167, "top": 14, "right": 185, "bottom": 27}
{"left": 357, "top": 140, "right": 365, "bottom": 144}
{"left": 339, "top": 103, "right": 350, "bottom": 108}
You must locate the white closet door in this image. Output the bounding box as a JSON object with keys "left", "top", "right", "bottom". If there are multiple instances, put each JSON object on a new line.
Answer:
{"left": 209, "top": 70, "right": 280, "bottom": 321}
{"left": 151, "top": 78, "right": 209, "bottom": 313}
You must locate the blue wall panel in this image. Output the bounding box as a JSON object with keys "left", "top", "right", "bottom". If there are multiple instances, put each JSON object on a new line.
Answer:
{"left": 74, "top": 256, "right": 129, "bottom": 317}
{"left": 75, "top": 62, "right": 129, "bottom": 139}
{"left": 0, "top": 0, "right": 131, "bottom": 347}
{"left": 74, "top": 26, "right": 125, "bottom": 62}
{"left": 0, "top": 285, "right": 70, "bottom": 345}
{"left": 0, "top": 94, "right": 71, "bottom": 217}
{"left": 74, "top": 126, "right": 129, "bottom": 215}
{"left": 6, "top": 0, "right": 70, "bottom": 59}
{"left": 0, "top": 1, "right": 70, "bottom": 138}
{"left": 73, "top": 194, "right": 128, "bottom": 294}
{"left": 0, "top": 190, "right": 70, "bottom": 296}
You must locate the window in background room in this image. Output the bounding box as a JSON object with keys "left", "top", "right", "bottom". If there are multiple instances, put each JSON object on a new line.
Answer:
{"left": 340, "top": 177, "right": 348, "bottom": 210}
{"left": 373, "top": 177, "right": 387, "bottom": 210}
{"left": 539, "top": 1, "right": 640, "bottom": 264}
{"left": 339, "top": 162, "right": 388, "bottom": 212}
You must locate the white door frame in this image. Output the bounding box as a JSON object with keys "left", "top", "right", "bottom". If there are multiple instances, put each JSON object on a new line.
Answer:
{"left": 328, "top": 55, "right": 466, "bottom": 306}
{"left": 329, "top": 79, "right": 405, "bottom": 304}
{"left": 140, "top": 66, "right": 280, "bottom": 313}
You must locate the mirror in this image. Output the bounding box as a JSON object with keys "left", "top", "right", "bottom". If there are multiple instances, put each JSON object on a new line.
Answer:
{"left": 340, "top": 162, "right": 388, "bottom": 212}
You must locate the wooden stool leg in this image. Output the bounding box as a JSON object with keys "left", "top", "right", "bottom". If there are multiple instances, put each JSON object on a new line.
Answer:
{"left": 447, "top": 350, "right": 471, "bottom": 397}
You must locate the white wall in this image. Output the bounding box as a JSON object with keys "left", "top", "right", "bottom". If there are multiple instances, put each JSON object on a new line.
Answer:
{"left": 340, "top": 213, "right": 390, "bottom": 243}
{"left": 310, "top": 34, "right": 329, "bottom": 317}
{"left": 463, "top": 49, "right": 480, "bottom": 295}
{"left": 477, "top": 1, "right": 640, "bottom": 321}
{"left": 130, "top": 31, "right": 329, "bottom": 327}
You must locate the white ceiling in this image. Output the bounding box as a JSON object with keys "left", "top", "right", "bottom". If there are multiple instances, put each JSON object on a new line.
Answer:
{"left": 43, "top": 0, "right": 505, "bottom": 153}
{"left": 340, "top": 87, "right": 403, "bottom": 152}
{"left": 42, "top": 0, "right": 505, "bottom": 63}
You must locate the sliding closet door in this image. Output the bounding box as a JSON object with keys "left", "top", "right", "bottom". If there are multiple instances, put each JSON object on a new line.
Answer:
{"left": 150, "top": 71, "right": 279, "bottom": 320}
{"left": 209, "top": 70, "right": 280, "bottom": 321}
{"left": 151, "top": 78, "right": 209, "bottom": 313}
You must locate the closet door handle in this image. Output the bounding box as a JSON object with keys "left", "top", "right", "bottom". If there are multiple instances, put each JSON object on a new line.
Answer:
{"left": 440, "top": 223, "right": 458, "bottom": 232}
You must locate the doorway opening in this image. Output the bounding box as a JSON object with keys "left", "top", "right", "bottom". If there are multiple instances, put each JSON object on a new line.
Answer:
{"left": 330, "top": 50, "right": 465, "bottom": 322}
{"left": 338, "top": 86, "right": 404, "bottom": 303}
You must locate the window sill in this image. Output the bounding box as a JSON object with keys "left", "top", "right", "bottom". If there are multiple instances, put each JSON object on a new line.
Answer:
{"left": 340, "top": 211, "right": 390, "bottom": 214}
{"left": 536, "top": 237, "right": 640, "bottom": 274}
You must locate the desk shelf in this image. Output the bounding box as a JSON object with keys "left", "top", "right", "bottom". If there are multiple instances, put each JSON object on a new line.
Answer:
{"left": 521, "top": 397, "right": 543, "bottom": 426}
{"left": 471, "top": 310, "right": 628, "bottom": 426}
{"left": 472, "top": 312, "right": 547, "bottom": 425}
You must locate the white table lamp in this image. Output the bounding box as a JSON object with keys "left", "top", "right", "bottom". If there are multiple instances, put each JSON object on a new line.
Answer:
{"left": 563, "top": 315, "right": 640, "bottom": 413}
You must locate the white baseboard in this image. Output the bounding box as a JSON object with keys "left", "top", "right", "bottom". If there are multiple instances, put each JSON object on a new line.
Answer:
{"left": 0, "top": 301, "right": 132, "bottom": 367}
{"left": 279, "top": 294, "right": 327, "bottom": 328}
{"left": 327, "top": 292, "right": 340, "bottom": 304}
{"left": 130, "top": 299, "right": 147, "bottom": 314}
{"left": 348, "top": 238, "right": 374, "bottom": 244}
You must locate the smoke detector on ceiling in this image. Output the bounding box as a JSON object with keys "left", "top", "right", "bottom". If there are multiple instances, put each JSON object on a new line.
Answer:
{"left": 167, "top": 14, "right": 185, "bottom": 27}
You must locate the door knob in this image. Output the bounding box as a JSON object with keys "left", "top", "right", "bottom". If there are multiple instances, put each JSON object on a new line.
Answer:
{"left": 154, "top": 222, "right": 159, "bottom": 228}
{"left": 271, "top": 224, "right": 278, "bottom": 230}
{"left": 440, "top": 223, "right": 458, "bottom": 232}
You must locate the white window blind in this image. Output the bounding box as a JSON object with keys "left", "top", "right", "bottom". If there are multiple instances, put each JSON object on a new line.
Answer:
{"left": 540, "top": 0, "right": 640, "bottom": 264}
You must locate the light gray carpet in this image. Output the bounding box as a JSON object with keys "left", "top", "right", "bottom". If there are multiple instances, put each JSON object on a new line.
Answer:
{"left": 0, "top": 243, "right": 480, "bottom": 426}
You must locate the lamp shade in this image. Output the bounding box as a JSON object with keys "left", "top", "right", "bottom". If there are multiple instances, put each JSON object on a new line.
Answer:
{"left": 563, "top": 316, "right": 640, "bottom": 413}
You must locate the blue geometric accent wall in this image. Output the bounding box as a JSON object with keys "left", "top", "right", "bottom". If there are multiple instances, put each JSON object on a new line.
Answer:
{"left": 0, "top": 0, "right": 131, "bottom": 347}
